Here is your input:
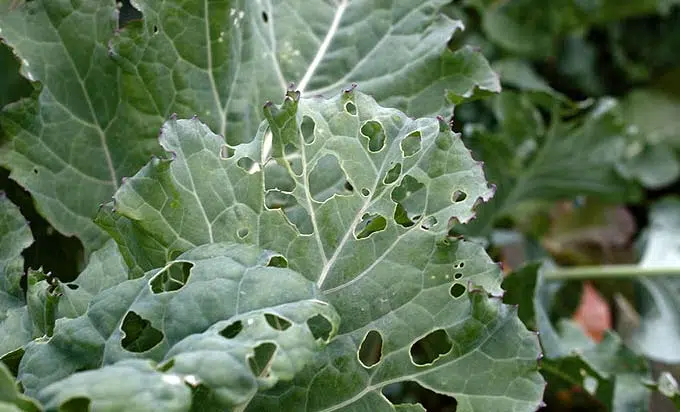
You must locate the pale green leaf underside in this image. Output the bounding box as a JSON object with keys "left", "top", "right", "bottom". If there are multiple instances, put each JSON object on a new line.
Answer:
{"left": 101, "top": 90, "right": 543, "bottom": 411}
{"left": 19, "top": 243, "right": 339, "bottom": 411}
{"left": 0, "top": 0, "right": 499, "bottom": 252}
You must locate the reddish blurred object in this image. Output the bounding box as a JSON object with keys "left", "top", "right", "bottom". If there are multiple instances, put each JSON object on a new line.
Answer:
{"left": 573, "top": 282, "right": 612, "bottom": 342}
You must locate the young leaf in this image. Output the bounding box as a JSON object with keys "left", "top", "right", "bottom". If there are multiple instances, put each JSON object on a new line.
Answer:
{"left": 101, "top": 90, "right": 544, "bottom": 411}
{"left": 18, "top": 242, "right": 339, "bottom": 411}
{"left": 0, "top": 0, "right": 499, "bottom": 252}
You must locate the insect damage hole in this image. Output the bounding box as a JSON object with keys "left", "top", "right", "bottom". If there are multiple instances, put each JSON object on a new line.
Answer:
{"left": 220, "top": 320, "right": 243, "bottom": 339}
{"left": 301, "top": 115, "right": 315, "bottom": 144}
{"left": 266, "top": 255, "right": 288, "bottom": 268}
{"left": 450, "top": 283, "right": 466, "bottom": 298}
{"left": 307, "top": 314, "right": 333, "bottom": 342}
{"left": 410, "top": 329, "right": 453, "bottom": 366}
{"left": 354, "top": 213, "right": 387, "bottom": 239}
{"left": 121, "top": 311, "right": 163, "bottom": 353}
{"left": 261, "top": 11, "right": 269, "bottom": 23}
{"left": 383, "top": 163, "right": 401, "bottom": 185}
{"left": 382, "top": 381, "right": 458, "bottom": 410}
{"left": 150, "top": 261, "right": 194, "bottom": 294}
{"left": 361, "top": 120, "right": 386, "bottom": 152}
{"left": 248, "top": 342, "right": 277, "bottom": 378}
{"left": 309, "top": 154, "right": 351, "bottom": 202}
{"left": 452, "top": 190, "right": 467, "bottom": 202}
{"left": 344, "top": 101, "right": 357, "bottom": 115}
{"left": 237, "top": 227, "right": 249, "bottom": 239}
{"left": 265, "top": 313, "right": 292, "bottom": 331}
{"left": 400, "top": 131, "right": 422, "bottom": 157}
{"left": 358, "top": 330, "right": 383, "bottom": 368}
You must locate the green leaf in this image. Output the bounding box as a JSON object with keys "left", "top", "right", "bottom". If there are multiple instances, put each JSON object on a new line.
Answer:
{"left": 0, "top": 0, "right": 500, "bottom": 252}
{"left": 630, "top": 197, "right": 680, "bottom": 363}
{"left": 0, "top": 195, "right": 33, "bottom": 359}
{"left": 100, "top": 90, "right": 544, "bottom": 411}
{"left": 18, "top": 243, "right": 339, "bottom": 411}
{"left": 503, "top": 263, "right": 653, "bottom": 411}
{"left": 0, "top": 362, "right": 40, "bottom": 412}
{"left": 618, "top": 89, "right": 680, "bottom": 189}
{"left": 459, "top": 94, "right": 641, "bottom": 236}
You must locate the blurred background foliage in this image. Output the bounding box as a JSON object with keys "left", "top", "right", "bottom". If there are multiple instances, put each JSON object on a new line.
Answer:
{"left": 2, "top": 0, "right": 680, "bottom": 410}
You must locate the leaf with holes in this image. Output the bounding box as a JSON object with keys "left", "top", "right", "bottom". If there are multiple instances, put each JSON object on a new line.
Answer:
{"left": 100, "top": 89, "right": 544, "bottom": 411}
{"left": 0, "top": 0, "right": 499, "bottom": 253}
{"left": 17, "top": 243, "right": 338, "bottom": 410}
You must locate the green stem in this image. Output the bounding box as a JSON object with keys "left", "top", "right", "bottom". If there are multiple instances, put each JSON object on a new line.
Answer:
{"left": 545, "top": 264, "right": 680, "bottom": 280}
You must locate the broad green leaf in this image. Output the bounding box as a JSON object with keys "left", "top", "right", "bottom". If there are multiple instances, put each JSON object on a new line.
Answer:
{"left": 466, "top": 0, "right": 680, "bottom": 58}
{"left": 618, "top": 89, "right": 680, "bottom": 189}
{"left": 0, "top": 0, "right": 499, "bottom": 252}
{"left": 0, "top": 362, "right": 40, "bottom": 412}
{"left": 630, "top": 197, "right": 680, "bottom": 363}
{"left": 458, "top": 93, "right": 641, "bottom": 236}
{"left": 18, "top": 242, "right": 339, "bottom": 411}
{"left": 503, "top": 263, "right": 653, "bottom": 411}
{"left": 57, "top": 239, "right": 128, "bottom": 319}
{"left": 0, "top": 195, "right": 32, "bottom": 359}
{"left": 100, "top": 90, "right": 544, "bottom": 411}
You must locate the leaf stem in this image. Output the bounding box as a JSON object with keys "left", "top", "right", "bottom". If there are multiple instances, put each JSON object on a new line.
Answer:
{"left": 544, "top": 265, "right": 680, "bottom": 280}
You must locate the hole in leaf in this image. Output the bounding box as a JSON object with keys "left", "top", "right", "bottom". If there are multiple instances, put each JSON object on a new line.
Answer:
{"left": 391, "top": 175, "right": 426, "bottom": 227}
{"left": 450, "top": 283, "right": 466, "bottom": 298}
{"left": 237, "top": 157, "right": 256, "bottom": 172}
{"left": 421, "top": 216, "right": 437, "bottom": 230}
{"left": 358, "top": 330, "right": 383, "bottom": 368}
{"left": 456, "top": 261, "right": 465, "bottom": 269}
{"left": 452, "top": 190, "right": 467, "bottom": 202}
{"left": 265, "top": 190, "right": 313, "bottom": 234}
{"left": 267, "top": 255, "right": 288, "bottom": 268}
{"left": 220, "top": 320, "right": 243, "bottom": 339}
{"left": 410, "top": 329, "right": 453, "bottom": 366}
{"left": 361, "top": 188, "right": 370, "bottom": 197}
{"left": 32, "top": 168, "right": 38, "bottom": 174}
{"left": 168, "top": 250, "right": 182, "bottom": 260}
{"left": 361, "top": 120, "right": 386, "bottom": 152}
{"left": 401, "top": 131, "right": 422, "bottom": 157}
{"left": 383, "top": 163, "right": 401, "bottom": 185}
{"left": 248, "top": 342, "right": 277, "bottom": 377}
{"left": 66, "top": 284, "right": 79, "bottom": 290}
{"left": 265, "top": 314, "right": 292, "bottom": 331}
{"left": 307, "top": 314, "right": 333, "bottom": 341}
{"left": 301, "top": 116, "right": 315, "bottom": 144}
{"left": 150, "top": 261, "right": 193, "bottom": 294}
{"left": 383, "top": 381, "right": 458, "bottom": 411}
{"left": 220, "top": 144, "right": 233, "bottom": 159}
{"left": 118, "top": 0, "right": 143, "bottom": 28}
{"left": 355, "top": 213, "right": 387, "bottom": 239}
{"left": 153, "top": 25, "right": 158, "bottom": 34}
{"left": 59, "top": 397, "right": 91, "bottom": 412}
{"left": 345, "top": 101, "right": 357, "bottom": 115}
{"left": 237, "top": 227, "right": 249, "bottom": 239}
{"left": 454, "top": 272, "right": 463, "bottom": 280}
{"left": 309, "top": 154, "right": 351, "bottom": 202}
{"left": 393, "top": 203, "right": 414, "bottom": 228}
{"left": 261, "top": 11, "right": 268, "bottom": 23}
{"left": 121, "top": 311, "right": 163, "bottom": 353}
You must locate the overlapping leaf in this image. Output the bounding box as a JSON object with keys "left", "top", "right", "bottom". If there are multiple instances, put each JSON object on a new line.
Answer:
{"left": 458, "top": 92, "right": 641, "bottom": 236}
{"left": 18, "top": 243, "right": 339, "bottom": 410}
{"left": 99, "top": 90, "right": 544, "bottom": 410}
{"left": 0, "top": 195, "right": 33, "bottom": 359}
{"left": 0, "top": 0, "right": 499, "bottom": 252}
{"left": 503, "top": 263, "right": 653, "bottom": 411}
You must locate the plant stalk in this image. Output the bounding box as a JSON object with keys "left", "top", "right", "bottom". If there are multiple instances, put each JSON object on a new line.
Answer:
{"left": 544, "top": 265, "right": 680, "bottom": 280}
